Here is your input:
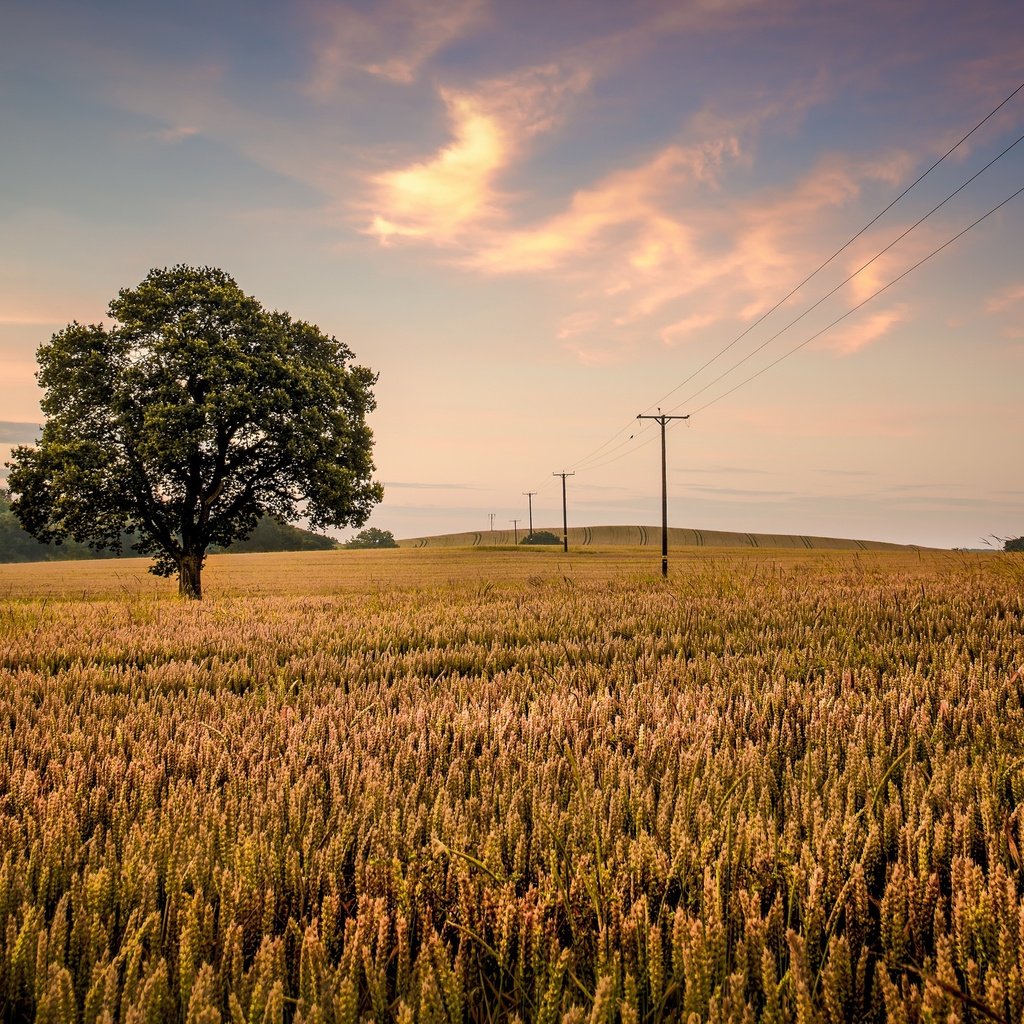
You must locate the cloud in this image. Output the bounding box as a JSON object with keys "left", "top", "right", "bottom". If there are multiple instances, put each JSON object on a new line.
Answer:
{"left": 383, "top": 480, "right": 480, "bottom": 490}
{"left": 146, "top": 124, "right": 199, "bottom": 143}
{"left": 661, "top": 312, "right": 721, "bottom": 346}
{"left": 467, "top": 141, "right": 914, "bottom": 366}
{"left": 364, "top": 64, "right": 590, "bottom": 243}
{"left": 0, "top": 315, "right": 67, "bottom": 326}
{"left": 687, "top": 484, "right": 796, "bottom": 498}
{"left": 0, "top": 294, "right": 98, "bottom": 326}
{"left": 986, "top": 282, "right": 1024, "bottom": 313}
{"left": 0, "top": 421, "right": 41, "bottom": 443}
{"left": 884, "top": 482, "right": 963, "bottom": 492}
{"left": 732, "top": 403, "right": 920, "bottom": 440}
{"left": 365, "top": 90, "right": 507, "bottom": 243}
{"left": 469, "top": 138, "right": 737, "bottom": 275}
{"left": 820, "top": 305, "right": 908, "bottom": 355}
{"left": 306, "top": 0, "right": 484, "bottom": 94}
{"left": 677, "top": 464, "right": 774, "bottom": 475}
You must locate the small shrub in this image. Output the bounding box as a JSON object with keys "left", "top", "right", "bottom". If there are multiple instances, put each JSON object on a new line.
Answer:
{"left": 344, "top": 527, "right": 399, "bottom": 549}
{"left": 521, "top": 530, "right": 561, "bottom": 545}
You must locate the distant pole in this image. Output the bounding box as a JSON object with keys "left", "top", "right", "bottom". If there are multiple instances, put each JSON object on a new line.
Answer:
{"left": 636, "top": 411, "right": 689, "bottom": 577}
{"left": 523, "top": 491, "right": 537, "bottom": 534}
{"left": 552, "top": 472, "right": 575, "bottom": 552}
{"left": 489, "top": 512, "right": 495, "bottom": 545}
{"left": 510, "top": 519, "right": 519, "bottom": 545}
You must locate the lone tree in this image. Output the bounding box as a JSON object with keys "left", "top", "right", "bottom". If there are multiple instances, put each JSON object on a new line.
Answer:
{"left": 6, "top": 266, "right": 383, "bottom": 598}
{"left": 344, "top": 527, "right": 398, "bottom": 549}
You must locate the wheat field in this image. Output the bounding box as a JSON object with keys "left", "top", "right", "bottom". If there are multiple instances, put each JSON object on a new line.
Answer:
{"left": 1, "top": 547, "right": 1022, "bottom": 1023}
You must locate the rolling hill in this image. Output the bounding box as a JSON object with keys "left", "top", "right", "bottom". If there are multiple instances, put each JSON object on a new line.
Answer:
{"left": 399, "top": 524, "right": 922, "bottom": 551}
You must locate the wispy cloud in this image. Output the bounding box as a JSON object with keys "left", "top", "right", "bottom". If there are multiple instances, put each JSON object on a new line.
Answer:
{"left": 365, "top": 89, "right": 507, "bottom": 243}
{"left": 732, "top": 402, "right": 921, "bottom": 440}
{"left": 661, "top": 312, "right": 721, "bottom": 346}
{"left": 146, "top": 124, "right": 200, "bottom": 143}
{"left": 469, "top": 138, "right": 737, "bottom": 275}
{"left": 364, "top": 64, "right": 590, "bottom": 244}
{"left": 0, "top": 421, "right": 41, "bottom": 443}
{"left": 501, "top": 143, "right": 911, "bottom": 364}
{"left": 0, "top": 295, "right": 98, "bottom": 326}
{"left": 821, "top": 305, "right": 909, "bottom": 355}
{"left": 986, "top": 281, "right": 1024, "bottom": 313}
{"left": 687, "top": 484, "right": 796, "bottom": 498}
{"left": 0, "top": 315, "right": 68, "bottom": 326}
{"left": 677, "top": 464, "right": 774, "bottom": 476}
{"left": 306, "top": 0, "right": 484, "bottom": 94}
{"left": 383, "top": 481, "right": 480, "bottom": 490}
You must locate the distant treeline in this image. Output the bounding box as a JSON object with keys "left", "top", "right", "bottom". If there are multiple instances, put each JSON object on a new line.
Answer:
{"left": 0, "top": 490, "right": 336, "bottom": 563}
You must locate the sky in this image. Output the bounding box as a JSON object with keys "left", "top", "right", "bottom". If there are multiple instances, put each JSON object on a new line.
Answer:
{"left": 1, "top": 0, "right": 1023, "bottom": 549}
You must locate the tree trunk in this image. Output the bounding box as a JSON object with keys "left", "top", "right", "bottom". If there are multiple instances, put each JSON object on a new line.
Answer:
{"left": 178, "top": 552, "right": 203, "bottom": 600}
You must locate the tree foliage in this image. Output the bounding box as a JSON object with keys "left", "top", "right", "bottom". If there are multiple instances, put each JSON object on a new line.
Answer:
{"left": 0, "top": 486, "right": 122, "bottom": 562}
{"left": 216, "top": 516, "right": 337, "bottom": 553}
{"left": 521, "top": 530, "right": 561, "bottom": 545}
{"left": 1005, "top": 536, "right": 1024, "bottom": 552}
{"left": 343, "top": 527, "right": 398, "bottom": 549}
{"left": 2, "top": 487, "right": 335, "bottom": 562}
{"left": 6, "top": 266, "right": 382, "bottom": 596}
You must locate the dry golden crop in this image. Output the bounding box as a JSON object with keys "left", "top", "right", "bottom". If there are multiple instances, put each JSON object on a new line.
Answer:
{"left": 1, "top": 547, "right": 1023, "bottom": 1023}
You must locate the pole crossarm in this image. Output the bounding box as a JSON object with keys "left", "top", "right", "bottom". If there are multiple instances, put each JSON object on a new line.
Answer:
{"left": 635, "top": 412, "right": 689, "bottom": 577}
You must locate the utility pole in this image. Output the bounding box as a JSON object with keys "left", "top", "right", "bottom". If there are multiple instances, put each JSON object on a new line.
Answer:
{"left": 510, "top": 519, "right": 519, "bottom": 545}
{"left": 636, "top": 411, "right": 689, "bottom": 577}
{"left": 552, "top": 472, "right": 574, "bottom": 552}
{"left": 522, "top": 491, "right": 537, "bottom": 535}
{"left": 488, "top": 512, "right": 495, "bottom": 545}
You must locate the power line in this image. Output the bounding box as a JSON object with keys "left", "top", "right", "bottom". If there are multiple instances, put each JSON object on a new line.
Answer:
{"left": 559, "top": 79, "right": 1024, "bottom": 475}
{"left": 572, "top": 422, "right": 654, "bottom": 471}
{"left": 641, "top": 78, "right": 1024, "bottom": 415}
{"left": 574, "top": 179, "right": 1023, "bottom": 480}
{"left": 670, "top": 129, "right": 1024, "bottom": 411}
{"left": 575, "top": 426, "right": 661, "bottom": 474}
{"left": 688, "top": 182, "right": 1024, "bottom": 416}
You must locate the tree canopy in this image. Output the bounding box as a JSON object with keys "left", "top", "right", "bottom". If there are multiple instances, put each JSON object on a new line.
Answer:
{"left": 521, "top": 530, "right": 561, "bottom": 545}
{"left": 6, "top": 266, "right": 382, "bottom": 596}
{"left": 343, "top": 527, "right": 398, "bottom": 549}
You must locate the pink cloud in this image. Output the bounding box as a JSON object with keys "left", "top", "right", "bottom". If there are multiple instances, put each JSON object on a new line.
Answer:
{"left": 527, "top": 146, "right": 911, "bottom": 360}
{"left": 469, "top": 139, "right": 737, "bottom": 275}
{"left": 986, "top": 282, "right": 1024, "bottom": 313}
{"left": 363, "top": 64, "right": 590, "bottom": 244}
{"left": 367, "top": 90, "right": 508, "bottom": 243}
{"left": 305, "top": 0, "right": 484, "bottom": 95}
{"left": 0, "top": 289, "right": 104, "bottom": 327}
{"left": 556, "top": 311, "right": 602, "bottom": 341}
{"left": 818, "top": 306, "right": 908, "bottom": 355}
{"left": 660, "top": 312, "right": 721, "bottom": 346}
{"left": 146, "top": 124, "right": 200, "bottom": 143}
{"left": 732, "top": 402, "right": 920, "bottom": 440}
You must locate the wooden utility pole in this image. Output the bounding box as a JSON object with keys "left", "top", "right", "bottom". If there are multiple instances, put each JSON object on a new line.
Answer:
{"left": 636, "top": 412, "right": 689, "bottom": 577}
{"left": 510, "top": 519, "right": 519, "bottom": 544}
{"left": 552, "top": 472, "right": 574, "bottom": 552}
{"left": 522, "top": 491, "right": 537, "bottom": 534}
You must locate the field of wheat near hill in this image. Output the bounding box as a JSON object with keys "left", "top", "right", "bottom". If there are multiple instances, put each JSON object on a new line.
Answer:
{"left": 1, "top": 544, "right": 1023, "bottom": 1024}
